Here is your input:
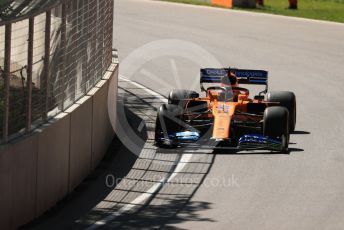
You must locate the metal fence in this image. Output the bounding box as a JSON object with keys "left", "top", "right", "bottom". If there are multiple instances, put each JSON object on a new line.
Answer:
{"left": 0, "top": 0, "right": 113, "bottom": 143}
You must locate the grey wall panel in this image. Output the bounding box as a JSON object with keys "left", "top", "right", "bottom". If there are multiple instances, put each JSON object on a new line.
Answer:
{"left": 9, "top": 135, "right": 38, "bottom": 229}
{"left": 0, "top": 134, "right": 38, "bottom": 230}
{"left": 68, "top": 96, "right": 93, "bottom": 192}
{"left": 36, "top": 114, "right": 71, "bottom": 216}
{"left": 91, "top": 72, "right": 116, "bottom": 170}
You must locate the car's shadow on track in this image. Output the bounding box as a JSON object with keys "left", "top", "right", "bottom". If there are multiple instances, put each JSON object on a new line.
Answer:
{"left": 292, "top": 131, "right": 311, "bottom": 135}
{"left": 213, "top": 147, "right": 304, "bottom": 155}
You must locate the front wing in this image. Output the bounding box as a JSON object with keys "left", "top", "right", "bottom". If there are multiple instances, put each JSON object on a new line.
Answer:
{"left": 156, "top": 131, "right": 284, "bottom": 152}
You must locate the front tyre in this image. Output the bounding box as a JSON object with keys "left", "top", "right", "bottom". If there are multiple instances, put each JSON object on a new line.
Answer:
{"left": 155, "top": 104, "right": 184, "bottom": 148}
{"left": 267, "top": 91, "right": 296, "bottom": 132}
{"left": 263, "top": 106, "right": 290, "bottom": 153}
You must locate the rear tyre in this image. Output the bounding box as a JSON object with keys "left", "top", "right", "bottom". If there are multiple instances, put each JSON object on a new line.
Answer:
{"left": 168, "top": 89, "right": 199, "bottom": 107}
{"left": 155, "top": 104, "right": 184, "bottom": 148}
{"left": 263, "top": 106, "right": 289, "bottom": 153}
{"left": 267, "top": 91, "right": 296, "bottom": 132}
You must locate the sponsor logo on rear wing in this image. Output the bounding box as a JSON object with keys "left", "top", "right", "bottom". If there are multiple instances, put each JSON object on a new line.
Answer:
{"left": 200, "top": 68, "right": 226, "bottom": 83}
{"left": 200, "top": 68, "right": 268, "bottom": 85}
{"left": 231, "top": 69, "right": 268, "bottom": 85}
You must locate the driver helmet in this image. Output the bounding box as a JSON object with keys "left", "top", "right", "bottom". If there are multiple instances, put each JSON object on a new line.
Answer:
{"left": 220, "top": 71, "right": 240, "bottom": 101}
{"left": 221, "top": 71, "right": 238, "bottom": 87}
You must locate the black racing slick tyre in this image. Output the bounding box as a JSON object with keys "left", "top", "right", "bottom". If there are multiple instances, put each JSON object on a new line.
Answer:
{"left": 168, "top": 89, "right": 199, "bottom": 106}
{"left": 155, "top": 104, "right": 184, "bottom": 148}
{"left": 263, "top": 106, "right": 289, "bottom": 153}
{"left": 267, "top": 91, "right": 296, "bottom": 132}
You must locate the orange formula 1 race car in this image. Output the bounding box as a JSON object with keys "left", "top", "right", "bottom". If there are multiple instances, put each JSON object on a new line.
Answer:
{"left": 154, "top": 68, "right": 296, "bottom": 153}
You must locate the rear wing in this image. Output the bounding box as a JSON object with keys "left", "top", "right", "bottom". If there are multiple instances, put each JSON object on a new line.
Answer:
{"left": 200, "top": 68, "right": 268, "bottom": 92}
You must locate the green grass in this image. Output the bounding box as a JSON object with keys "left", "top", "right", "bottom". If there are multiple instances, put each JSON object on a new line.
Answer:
{"left": 159, "top": 0, "right": 344, "bottom": 23}
{"left": 240, "top": 0, "right": 344, "bottom": 23}
{"left": 0, "top": 0, "right": 9, "bottom": 6}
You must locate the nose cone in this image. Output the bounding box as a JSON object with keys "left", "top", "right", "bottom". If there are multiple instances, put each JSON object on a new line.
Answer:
{"left": 212, "top": 101, "right": 236, "bottom": 139}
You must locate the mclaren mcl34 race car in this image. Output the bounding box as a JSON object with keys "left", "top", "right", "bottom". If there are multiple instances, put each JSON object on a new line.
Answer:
{"left": 154, "top": 68, "right": 297, "bottom": 153}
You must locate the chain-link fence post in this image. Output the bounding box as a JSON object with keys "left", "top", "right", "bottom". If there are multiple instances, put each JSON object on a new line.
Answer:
{"left": 2, "top": 23, "right": 11, "bottom": 142}
{"left": 42, "top": 10, "right": 51, "bottom": 121}
{"left": 26, "top": 17, "right": 34, "bottom": 133}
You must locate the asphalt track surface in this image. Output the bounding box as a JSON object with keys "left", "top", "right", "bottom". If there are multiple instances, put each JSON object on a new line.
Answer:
{"left": 25, "top": 0, "right": 344, "bottom": 229}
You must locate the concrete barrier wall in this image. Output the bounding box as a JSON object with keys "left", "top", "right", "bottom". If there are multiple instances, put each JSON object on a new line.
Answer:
{"left": 0, "top": 60, "right": 118, "bottom": 229}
